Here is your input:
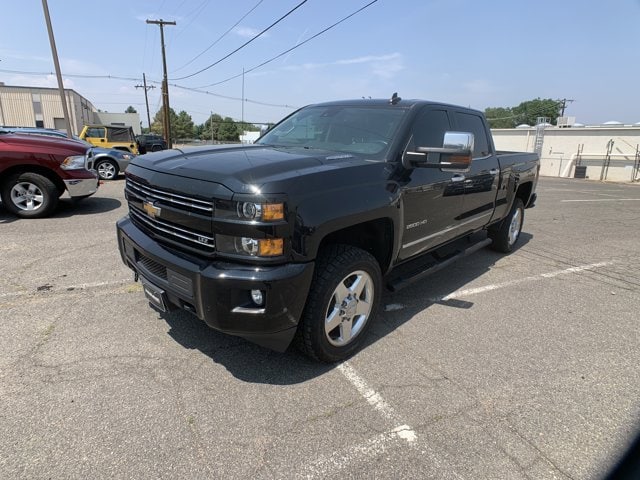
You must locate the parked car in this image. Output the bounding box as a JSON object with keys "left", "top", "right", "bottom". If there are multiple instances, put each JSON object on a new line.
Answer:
{"left": 79, "top": 125, "right": 139, "bottom": 154}
{"left": 117, "top": 96, "right": 539, "bottom": 361}
{"left": 0, "top": 126, "right": 134, "bottom": 180}
{"left": 0, "top": 129, "right": 98, "bottom": 218}
{"left": 136, "top": 134, "right": 167, "bottom": 154}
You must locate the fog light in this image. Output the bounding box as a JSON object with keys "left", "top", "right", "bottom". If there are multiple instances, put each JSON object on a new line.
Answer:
{"left": 236, "top": 237, "right": 259, "bottom": 255}
{"left": 250, "top": 289, "right": 264, "bottom": 306}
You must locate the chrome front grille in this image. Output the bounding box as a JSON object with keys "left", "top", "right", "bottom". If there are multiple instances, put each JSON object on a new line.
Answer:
{"left": 126, "top": 177, "right": 216, "bottom": 255}
{"left": 126, "top": 177, "right": 213, "bottom": 215}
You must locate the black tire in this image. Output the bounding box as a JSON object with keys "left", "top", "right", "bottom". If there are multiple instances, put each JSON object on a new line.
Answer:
{"left": 489, "top": 198, "right": 525, "bottom": 253}
{"left": 151, "top": 144, "right": 163, "bottom": 152}
{"left": 95, "top": 159, "right": 119, "bottom": 180}
{"left": 1, "top": 172, "right": 59, "bottom": 218}
{"left": 296, "top": 245, "right": 382, "bottom": 362}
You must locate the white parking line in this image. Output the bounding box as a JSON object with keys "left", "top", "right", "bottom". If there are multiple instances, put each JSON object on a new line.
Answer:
{"left": 299, "top": 364, "right": 418, "bottom": 479}
{"left": 440, "top": 261, "right": 613, "bottom": 300}
{"left": 561, "top": 198, "right": 640, "bottom": 202}
{"left": 337, "top": 362, "right": 416, "bottom": 441}
{"left": 297, "top": 426, "right": 417, "bottom": 480}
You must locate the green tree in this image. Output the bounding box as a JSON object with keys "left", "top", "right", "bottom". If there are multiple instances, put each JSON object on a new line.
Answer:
{"left": 193, "top": 123, "right": 205, "bottom": 139}
{"left": 202, "top": 113, "right": 223, "bottom": 141}
{"left": 218, "top": 116, "right": 239, "bottom": 142}
{"left": 512, "top": 98, "right": 562, "bottom": 126}
{"left": 174, "top": 110, "right": 194, "bottom": 140}
{"left": 150, "top": 108, "right": 179, "bottom": 139}
{"left": 125, "top": 105, "right": 137, "bottom": 113}
{"left": 485, "top": 98, "right": 563, "bottom": 128}
{"left": 236, "top": 121, "right": 260, "bottom": 133}
{"left": 484, "top": 107, "right": 516, "bottom": 128}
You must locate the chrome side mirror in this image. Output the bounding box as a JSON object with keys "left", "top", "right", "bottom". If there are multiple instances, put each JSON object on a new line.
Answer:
{"left": 405, "top": 131, "right": 474, "bottom": 170}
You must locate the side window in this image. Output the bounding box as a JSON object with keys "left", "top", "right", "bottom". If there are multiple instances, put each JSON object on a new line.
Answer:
{"left": 409, "top": 109, "right": 450, "bottom": 149}
{"left": 86, "top": 127, "right": 105, "bottom": 138}
{"left": 455, "top": 112, "right": 490, "bottom": 158}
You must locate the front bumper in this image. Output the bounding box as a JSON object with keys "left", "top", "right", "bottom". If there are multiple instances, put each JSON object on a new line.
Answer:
{"left": 116, "top": 215, "right": 315, "bottom": 352}
{"left": 64, "top": 171, "right": 99, "bottom": 197}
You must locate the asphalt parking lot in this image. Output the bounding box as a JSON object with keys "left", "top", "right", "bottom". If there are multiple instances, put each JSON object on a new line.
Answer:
{"left": 1, "top": 176, "right": 639, "bottom": 479}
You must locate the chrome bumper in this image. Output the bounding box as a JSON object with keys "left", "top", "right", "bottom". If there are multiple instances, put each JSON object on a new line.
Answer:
{"left": 64, "top": 173, "right": 99, "bottom": 198}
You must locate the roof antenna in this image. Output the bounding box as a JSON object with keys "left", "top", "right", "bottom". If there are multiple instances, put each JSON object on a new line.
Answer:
{"left": 389, "top": 92, "right": 401, "bottom": 105}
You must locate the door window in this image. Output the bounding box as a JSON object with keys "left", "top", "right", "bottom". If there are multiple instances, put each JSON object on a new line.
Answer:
{"left": 455, "top": 113, "right": 490, "bottom": 158}
{"left": 85, "top": 127, "right": 105, "bottom": 138}
{"left": 408, "top": 109, "right": 451, "bottom": 149}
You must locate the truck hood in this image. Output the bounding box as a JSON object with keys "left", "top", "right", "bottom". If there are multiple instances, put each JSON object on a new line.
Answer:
{"left": 0, "top": 132, "right": 89, "bottom": 156}
{"left": 129, "top": 144, "right": 364, "bottom": 193}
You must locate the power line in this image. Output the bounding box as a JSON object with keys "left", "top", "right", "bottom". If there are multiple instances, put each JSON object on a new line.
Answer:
{"left": 171, "top": 0, "right": 309, "bottom": 81}
{"left": 0, "top": 68, "right": 296, "bottom": 109}
{"left": 168, "top": 82, "right": 298, "bottom": 109}
{"left": 193, "top": 0, "right": 378, "bottom": 89}
{"left": 171, "top": 0, "right": 263, "bottom": 74}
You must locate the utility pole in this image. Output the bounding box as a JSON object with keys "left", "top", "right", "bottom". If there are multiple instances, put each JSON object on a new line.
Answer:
{"left": 558, "top": 98, "right": 574, "bottom": 117}
{"left": 41, "top": 0, "right": 73, "bottom": 138}
{"left": 241, "top": 67, "right": 245, "bottom": 125}
{"left": 135, "top": 73, "right": 155, "bottom": 130}
{"left": 210, "top": 111, "right": 214, "bottom": 144}
{"left": 146, "top": 19, "right": 176, "bottom": 148}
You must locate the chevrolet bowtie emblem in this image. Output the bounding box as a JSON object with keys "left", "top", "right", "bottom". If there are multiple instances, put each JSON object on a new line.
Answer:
{"left": 143, "top": 201, "right": 161, "bottom": 218}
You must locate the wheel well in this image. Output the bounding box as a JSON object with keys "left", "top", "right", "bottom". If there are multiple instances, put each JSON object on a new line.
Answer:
{"left": 317, "top": 218, "right": 394, "bottom": 273}
{"left": 95, "top": 156, "right": 117, "bottom": 165}
{"left": 515, "top": 182, "right": 533, "bottom": 206}
{"left": 0, "top": 165, "right": 66, "bottom": 196}
{"left": 113, "top": 146, "right": 133, "bottom": 153}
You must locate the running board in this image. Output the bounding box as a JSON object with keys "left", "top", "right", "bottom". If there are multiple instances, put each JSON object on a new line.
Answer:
{"left": 387, "top": 238, "right": 492, "bottom": 292}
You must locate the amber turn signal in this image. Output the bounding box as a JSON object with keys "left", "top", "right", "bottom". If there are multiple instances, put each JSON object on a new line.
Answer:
{"left": 258, "top": 238, "right": 284, "bottom": 256}
{"left": 262, "top": 203, "right": 284, "bottom": 221}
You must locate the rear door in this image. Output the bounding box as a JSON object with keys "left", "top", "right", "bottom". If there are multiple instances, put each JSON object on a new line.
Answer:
{"left": 452, "top": 110, "right": 500, "bottom": 233}
{"left": 398, "top": 107, "right": 464, "bottom": 260}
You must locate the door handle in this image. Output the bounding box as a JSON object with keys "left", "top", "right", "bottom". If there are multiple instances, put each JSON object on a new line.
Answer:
{"left": 489, "top": 168, "right": 499, "bottom": 175}
{"left": 451, "top": 174, "right": 465, "bottom": 182}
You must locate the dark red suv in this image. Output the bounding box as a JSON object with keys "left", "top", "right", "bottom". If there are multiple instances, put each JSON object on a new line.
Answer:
{"left": 0, "top": 130, "right": 99, "bottom": 218}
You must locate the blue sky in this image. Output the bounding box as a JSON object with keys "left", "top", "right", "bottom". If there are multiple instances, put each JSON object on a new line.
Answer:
{"left": 1, "top": 0, "right": 638, "bottom": 126}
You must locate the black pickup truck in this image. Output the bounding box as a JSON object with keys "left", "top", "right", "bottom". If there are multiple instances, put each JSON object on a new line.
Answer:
{"left": 117, "top": 96, "right": 539, "bottom": 361}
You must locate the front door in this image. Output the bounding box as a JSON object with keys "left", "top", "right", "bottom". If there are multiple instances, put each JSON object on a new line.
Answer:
{"left": 398, "top": 108, "right": 464, "bottom": 260}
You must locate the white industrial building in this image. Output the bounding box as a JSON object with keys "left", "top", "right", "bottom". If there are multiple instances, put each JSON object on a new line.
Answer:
{"left": 0, "top": 83, "right": 141, "bottom": 135}
{"left": 492, "top": 125, "right": 640, "bottom": 182}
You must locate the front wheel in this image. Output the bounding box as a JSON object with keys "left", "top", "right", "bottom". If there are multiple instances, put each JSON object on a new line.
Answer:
{"left": 489, "top": 198, "right": 525, "bottom": 253}
{"left": 1, "top": 172, "right": 59, "bottom": 218}
{"left": 296, "top": 245, "right": 382, "bottom": 362}
{"left": 95, "top": 159, "right": 119, "bottom": 180}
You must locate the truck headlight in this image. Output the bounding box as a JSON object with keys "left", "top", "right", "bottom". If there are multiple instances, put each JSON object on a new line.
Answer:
{"left": 216, "top": 235, "right": 284, "bottom": 257}
{"left": 215, "top": 200, "right": 284, "bottom": 222}
{"left": 60, "top": 155, "right": 87, "bottom": 170}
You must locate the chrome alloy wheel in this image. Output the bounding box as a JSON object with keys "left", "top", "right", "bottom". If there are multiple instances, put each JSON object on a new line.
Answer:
{"left": 324, "top": 270, "right": 374, "bottom": 347}
{"left": 10, "top": 182, "right": 45, "bottom": 211}
{"left": 97, "top": 161, "right": 117, "bottom": 180}
{"left": 508, "top": 207, "right": 522, "bottom": 246}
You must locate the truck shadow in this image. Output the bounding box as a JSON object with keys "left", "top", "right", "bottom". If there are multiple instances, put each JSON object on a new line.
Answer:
{"left": 0, "top": 196, "right": 122, "bottom": 222}
{"left": 160, "top": 233, "right": 532, "bottom": 385}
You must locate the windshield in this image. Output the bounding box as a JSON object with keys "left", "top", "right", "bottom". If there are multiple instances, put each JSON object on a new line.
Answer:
{"left": 257, "top": 105, "right": 407, "bottom": 158}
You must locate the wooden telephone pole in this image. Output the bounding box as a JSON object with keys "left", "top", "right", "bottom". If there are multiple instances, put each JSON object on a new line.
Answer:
{"left": 146, "top": 19, "right": 176, "bottom": 148}
{"left": 135, "top": 73, "right": 155, "bottom": 130}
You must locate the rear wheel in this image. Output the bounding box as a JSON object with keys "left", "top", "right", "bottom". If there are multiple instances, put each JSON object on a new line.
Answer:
{"left": 489, "top": 198, "right": 524, "bottom": 253}
{"left": 95, "top": 159, "right": 119, "bottom": 180}
{"left": 1, "top": 172, "right": 59, "bottom": 218}
{"left": 297, "top": 245, "right": 382, "bottom": 362}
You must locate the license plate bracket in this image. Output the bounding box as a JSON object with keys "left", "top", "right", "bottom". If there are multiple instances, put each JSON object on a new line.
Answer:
{"left": 140, "top": 275, "right": 167, "bottom": 312}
